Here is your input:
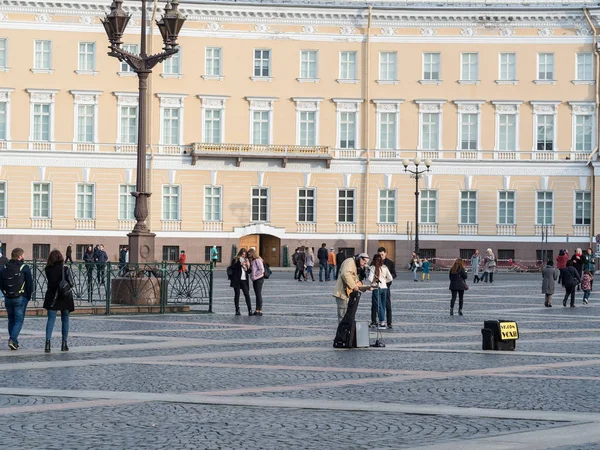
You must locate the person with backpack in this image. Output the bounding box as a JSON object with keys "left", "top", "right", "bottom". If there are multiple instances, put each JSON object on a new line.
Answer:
{"left": 0, "top": 248, "right": 33, "bottom": 350}
{"left": 229, "top": 248, "right": 252, "bottom": 316}
{"left": 247, "top": 248, "right": 265, "bottom": 316}
{"left": 43, "top": 250, "right": 75, "bottom": 353}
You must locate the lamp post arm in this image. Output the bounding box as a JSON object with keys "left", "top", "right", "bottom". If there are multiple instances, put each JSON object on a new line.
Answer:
{"left": 108, "top": 45, "right": 179, "bottom": 72}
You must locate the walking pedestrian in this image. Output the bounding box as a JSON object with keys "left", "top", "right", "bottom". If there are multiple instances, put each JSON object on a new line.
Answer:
{"left": 95, "top": 244, "right": 108, "bottom": 285}
{"left": 247, "top": 248, "right": 265, "bottom": 316}
{"left": 305, "top": 246, "right": 315, "bottom": 281}
{"left": 0, "top": 248, "right": 33, "bottom": 350}
{"left": 581, "top": 270, "right": 593, "bottom": 305}
{"left": 481, "top": 248, "right": 496, "bottom": 283}
{"left": 421, "top": 257, "right": 430, "bottom": 281}
{"left": 43, "top": 250, "right": 74, "bottom": 353}
{"left": 470, "top": 250, "right": 481, "bottom": 283}
{"left": 368, "top": 253, "right": 393, "bottom": 330}
{"left": 583, "top": 248, "right": 596, "bottom": 289}
{"left": 65, "top": 243, "right": 73, "bottom": 263}
{"left": 335, "top": 249, "right": 345, "bottom": 280}
{"left": 327, "top": 247, "right": 336, "bottom": 281}
{"left": 562, "top": 260, "right": 581, "bottom": 307}
{"left": 541, "top": 259, "right": 557, "bottom": 307}
{"left": 210, "top": 245, "right": 219, "bottom": 266}
{"left": 317, "top": 243, "right": 329, "bottom": 282}
{"left": 410, "top": 252, "right": 421, "bottom": 282}
{"left": 296, "top": 246, "right": 307, "bottom": 282}
{"left": 572, "top": 248, "right": 584, "bottom": 290}
{"left": 83, "top": 245, "right": 94, "bottom": 288}
{"left": 449, "top": 258, "right": 468, "bottom": 316}
{"left": 177, "top": 250, "right": 189, "bottom": 278}
{"left": 292, "top": 248, "right": 300, "bottom": 280}
{"left": 556, "top": 249, "right": 569, "bottom": 285}
{"left": 230, "top": 248, "right": 252, "bottom": 316}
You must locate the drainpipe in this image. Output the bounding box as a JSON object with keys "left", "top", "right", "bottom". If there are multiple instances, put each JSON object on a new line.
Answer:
{"left": 363, "top": 6, "right": 373, "bottom": 254}
{"left": 584, "top": 8, "right": 598, "bottom": 248}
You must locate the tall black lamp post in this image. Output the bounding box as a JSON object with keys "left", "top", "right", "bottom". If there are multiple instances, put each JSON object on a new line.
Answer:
{"left": 102, "top": 0, "right": 185, "bottom": 263}
{"left": 402, "top": 157, "right": 432, "bottom": 255}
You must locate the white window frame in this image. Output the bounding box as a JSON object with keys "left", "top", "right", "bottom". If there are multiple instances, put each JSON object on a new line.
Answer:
{"left": 454, "top": 101, "right": 483, "bottom": 157}
{"left": 76, "top": 42, "right": 97, "bottom": 75}
{"left": 251, "top": 186, "right": 269, "bottom": 223}
{"left": 416, "top": 100, "right": 445, "bottom": 157}
{"left": 569, "top": 102, "right": 596, "bottom": 157}
{"left": 204, "top": 185, "right": 222, "bottom": 222}
{"left": 293, "top": 98, "right": 322, "bottom": 146}
{"left": 536, "top": 190, "right": 554, "bottom": 225}
{"left": 535, "top": 53, "right": 555, "bottom": 84}
{"left": 118, "top": 44, "right": 138, "bottom": 76}
{"left": 0, "top": 180, "right": 6, "bottom": 218}
{"left": 298, "top": 50, "right": 318, "bottom": 82}
{"left": 252, "top": 48, "right": 272, "bottom": 81}
{"left": 162, "top": 184, "right": 181, "bottom": 221}
{"left": 0, "top": 37, "right": 9, "bottom": 72}
{"left": 31, "top": 182, "right": 51, "bottom": 219}
{"left": 497, "top": 52, "right": 517, "bottom": 85}
{"left": 337, "top": 188, "right": 355, "bottom": 223}
{"left": 459, "top": 190, "right": 478, "bottom": 225}
{"left": 574, "top": 52, "right": 594, "bottom": 84}
{"left": 162, "top": 49, "right": 182, "bottom": 79}
{"left": 27, "top": 89, "right": 58, "bottom": 150}
{"left": 32, "top": 40, "right": 52, "bottom": 73}
{"left": 574, "top": 191, "right": 591, "bottom": 226}
{"left": 297, "top": 187, "right": 316, "bottom": 223}
{"left": 157, "top": 94, "right": 186, "bottom": 149}
{"left": 378, "top": 189, "right": 396, "bottom": 224}
{"left": 497, "top": 190, "right": 516, "bottom": 225}
{"left": 374, "top": 100, "right": 402, "bottom": 151}
{"left": 378, "top": 51, "right": 398, "bottom": 84}
{"left": 459, "top": 52, "right": 479, "bottom": 84}
{"left": 75, "top": 183, "right": 95, "bottom": 220}
{"left": 118, "top": 184, "right": 136, "bottom": 220}
{"left": 492, "top": 101, "right": 521, "bottom": 159}
{"left": 71, "top": 90, "right": 101, "bottom": 151}
{"left": 420, "top": 190, "right": 437, "bottom": 224}
{"left": 203, "top": 47, "right": 223, "bottom": 80}
{"left": 0, "top": 88, "right": 14, "bottom": 147}
{"left": 333, "top": 99, "right": 362, "bottom": 150}
{"left": 531, "top": 101, "right": 559, "bottom": 158}
{"left": 115, "top": 92, "right": 139, "bottom": 151}
{"left": 421, "top": 52, "right": 441, "bottom": 84}
{"left": 247, "top": 97, "right": 276, "bottom": 145}
{"left": 199, "top": 95, "right": 228, "bottom": 144}
{"left": 338, "top": 51, "right": 358, "bottom": 83}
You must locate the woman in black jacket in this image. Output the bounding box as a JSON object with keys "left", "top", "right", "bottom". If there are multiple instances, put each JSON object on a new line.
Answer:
{"left": 562, "top": 259, "right": 581, "bottom": 308}
{"left": 43, "top": 250, "right": 75, "bottom": 352}
{"left": 449, "top": 258, "right": 468, "bottom": 316}
{"left": 230, "top": 248, "right": 252, "bottom": 316}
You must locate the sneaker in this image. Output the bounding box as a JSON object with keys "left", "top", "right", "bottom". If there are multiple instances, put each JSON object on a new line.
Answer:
{"left": 387, "top": 324, "right": 393, "bottom": 329}
{"left": 583, "top": 299, "right": 589, "bottom": 305}
{"left": 8, "top": 340, "right": 17, "bottom": 350}
{"left": 369, "top": 322, "right": 377, "bottom": 328}
{"left": 377, "top": 324, "right": 387, "bottom": 330}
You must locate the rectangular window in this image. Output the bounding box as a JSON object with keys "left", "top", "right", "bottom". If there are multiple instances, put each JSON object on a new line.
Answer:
{"left": 498, "top": 249, "right": 515, "bottom": 261}
{"left": 253, "top": 49, "right": 271, "bottom": 77}
{"left": 379, "top": 112, "right": 396, "bottom": 150}
{"left": 498, "top": 191, "right": 515, "bottom": 225}
{"left": 419, "top": 249, "right": 436, "bottom": 261}
{"left": 0, "top": 101, "right": 6, "bottom": 141}
{"left": 575, "top": 191, "right": 591, "bottom": 225}
{"left": 251, "top": 187, "right": 268, "bottom": 222}
{"left": 460, "top": 191, "right": 477, "bottom": 224}
{"left": 577, "top": 53, "right": 593, "bottom": 81}
{"left": 119, "top": 184, "right": 135, "bottom": 220}
{"left": 536, "top": 191, "right": 553, "bottom": 225}
{"left": 32, "top": 103, "right": 50, "bottom": 141}
{"left": 298, "top": 188, "right": 315, "bottom": 222}
{"left": 0, "top": 181, "right": 5, "bottom": 217}
{"left": 459, "top": 249, "right": 476, "bottom": 261}
{"left": 421, "top": 112, "right": 440, "bottom": 150}
{"left": 76, "top": 184, "right": 94, "bottom": 219}
{"left": 162, "top": 246, "right": 180, "bottom": 262}
{"left": 338, "top": 189, "right": 354, "bottom": 223}
{"left": 205, "top": 47, "right": 222, "bottom": 76}
{"left": 299, "top": 111, "right": 316, "bottom": 146}
{"left": 34, "top": 40, "right": 51, "bottom": 70}
{"left": 204, "top": 186, "right": 221, "bottom": 221}
{"left": 460, "top": 113, "right": 478, "bottom": 150}
{"left": 252, "top": 111, "right": 270, "bottom": 145}
{"left": 339, "top": 112, "right": 356, "bottom": 149}
{"left": 379, "top": 189, "right": 396, "bottom": 223}
{"left": 499, "top": 53, "right": 516, "bottom": 81}
{"left": 120, "top": 44, "right": 138, "bottom": 72}
{"left": 300, "top": 50, "right": 317, "bottom": 79}
{"left": 162, "top": 108, "right": 180, "bottom": 145}
{"left": 32, "top": 244, "right": 50, "bottom": 260}
{"left": 32, "top": 182, "right": 50, "bottom": 218}
{"left": 423, "top": 52, "right": 440, "bottom": 80}
{"left": 536, "top": 114, "right": 554, "bottom": 151}
{"left": 420, "top": 190, "right": 437, "bottom": 223}
{"left": 76, "top": 244, "right": 92, "bottom": 261}
{"left": 204, "top": 109, "right": 222, "bottom": 144}
{"left": 162, "top": 185, "right": 180, "bottom": 220}
{"left": 461, "top": 53, "right": 478, "bottom": 81}
{"left": 498, "top": 114, "right": 516, "bottom": 151}
{"left": 536, "top": 249, "right": 554, "bottom": 263}
{"left": 204, "top": 246, "right": 222, "bottom": 263}
{"left": 538, "top": 53, "right": 554, "bottom": 80}
{"left": 340, "top": 51, "right": 357, "bottom": 80}
{"left": 379, "top": 52, "right": 397, "bottom": 81}
{"left": 120, "top": 105, "right": 138, "bottom": 144}
{"left": 575, "top": 115, "right": 593, "bottom": 152}
{"left": 0, "top": 38, "right": 6, "bottom": 68}
{"left": 78, "top": 42, "right": 95, "bottom": 71}
{"left": 163, "top": 51, "right": 181, "bottom": 75}
{"left": 76, "top": 104, "right": 95, "bottom": 143}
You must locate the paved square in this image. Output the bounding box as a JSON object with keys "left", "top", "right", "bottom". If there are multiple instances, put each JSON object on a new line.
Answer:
{"left": 1, "top": 270, "right": 600, "bottom": 449}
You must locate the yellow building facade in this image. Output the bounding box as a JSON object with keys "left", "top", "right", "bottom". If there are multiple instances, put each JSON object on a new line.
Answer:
{"left": 0, "top": 0, "right": 599, "bottom": 266}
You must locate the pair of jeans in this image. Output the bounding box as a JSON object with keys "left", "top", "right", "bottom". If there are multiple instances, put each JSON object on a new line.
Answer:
{"left": 5, "top": 296, "right": 28, "bottom": 345}
{"left": 450, "top": 290, "right": 464, "bottom": 311}
{"left": 328, "top": 265, "right": 335, "bottom": 280}
{"left": 412, "top": 267, "right": 418, "bottom": 281}
{"left": 335, "top": 266, "right": 340, "bottom": 280}
{"left": 372, "top": 288, "right": 386, "bottom": 324}
{"left": 319, "top": 263, "right": 329, "bottom": 281}
{"left": 583, "top": 290, "right": 591, "bottom": 302}
{"left": 253, "top": 277, "right": 264, "bottom": 311}
{"left": 371, "top": 287, "right": 393, "bottom": 325}
{"left": 306, "top": 266, "right": 315, "bottom": 281}
{"left": 233, "top": 279, "right": 252, "bottom": 313}
{"left": 45, "top": 310, "right": 70, "bottom": 341}
{"left": 563, "top": 285, "right": 576, "bottom": 306}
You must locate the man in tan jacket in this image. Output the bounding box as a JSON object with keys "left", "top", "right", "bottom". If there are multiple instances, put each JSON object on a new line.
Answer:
{"left": 333, "top": 253, "right": 370, "bottom": 322}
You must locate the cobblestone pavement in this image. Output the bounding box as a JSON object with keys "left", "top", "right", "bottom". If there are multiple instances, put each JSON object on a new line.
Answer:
{"left": 1, "top": 270, "right": 600, "bottom": 449}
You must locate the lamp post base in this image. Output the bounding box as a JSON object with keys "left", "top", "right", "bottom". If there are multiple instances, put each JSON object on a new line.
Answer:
{"left": 128, "top": 231, "right": 156, "bottom": 264}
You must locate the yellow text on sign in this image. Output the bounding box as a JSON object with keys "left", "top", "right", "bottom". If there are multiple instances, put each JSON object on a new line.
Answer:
{"left": 500, "top": 322, "right": 519, "bottom": 340}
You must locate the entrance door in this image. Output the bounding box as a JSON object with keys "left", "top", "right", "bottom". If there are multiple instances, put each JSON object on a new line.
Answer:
{"left": 240, "top": 235, "right": 259, "bottom": 252}
{"left": 261, "top": 235, "right": 280, "bottom": 267}
{"left": 378, "top": 240, "right": 395, "bottom": 262}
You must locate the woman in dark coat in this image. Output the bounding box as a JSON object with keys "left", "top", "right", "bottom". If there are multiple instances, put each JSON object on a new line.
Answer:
{"left": 562, "top": 260, "right": 581, "bottom": 308}
{"left": 541, "top": 260, "right": 558, "bottom": 307}
{"left": 43, "top": 250, "right": 75, "bottom": 352}
{"left": 449, "top": 258, "right": 468, "bottom": 316}
{"left": 230, "top": 248, "right": 252, "bottom": 316}
{"left": 571, "top": 248, "right": 584, "bottom": 289}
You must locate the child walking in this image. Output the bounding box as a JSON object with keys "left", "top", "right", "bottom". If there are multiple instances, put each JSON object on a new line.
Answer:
{"left": 421, "top": 258, "right": 431, "bottom": 281}
{"left": 582, "top": 270, "right": 593, "bottom": 305}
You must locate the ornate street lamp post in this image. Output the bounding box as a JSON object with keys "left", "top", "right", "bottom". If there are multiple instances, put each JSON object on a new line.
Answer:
{"left": 102, "top": 0, "right": 185, "bottom": 263}
{"left": 402, "top": 157, "right": 432, "bottom": 255}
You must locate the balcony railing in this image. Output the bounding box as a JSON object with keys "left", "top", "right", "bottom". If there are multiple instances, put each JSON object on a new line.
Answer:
{"left": 419, "top": 150, "right": 441, "bottom": 160}
{"left": 377, "top": 223, "right": 397, "bottom": 234}
{"left": 75, "top": 218, "right": 95, "bottom": 230}
{"left": 336, "top": 222, "right": 356, "bottom": 234}
{"left": 203, "top": 220, "right": 223, "bottom": 232}
{"left": 0, "top": 141, "right": 7, "bottom": 150}
{"left": 494, "top": 151, "right": 518, "bottom": 160}
{"left": 31, "top": 218, "right": 52, "bottom": 229}
{"left": 458, "top": 224, "right": 478, "bottom": 235}
{"left": 159, "top": 145, "right": 185, "bottom": 155}
{"left": 419, "top": 223, "right": 438, "bottom": 234}
{"left": 535, "top": 224, "right": 555, "bottom": 236}
{"left": 532, "top": 151, "right": 557, "bottom": 161}
{"left": 118, "top": 219, "right": 136, "bottom": 231}
{"left": 456, "top": 150, "right": 480, "bottom": 160}
{"left": 161, "top": 220, "right": 182, "bottom": 231}
{"left": 117, "top": 144, "right": 137, "bottom": 153}
{"left": 497, "top": 224, "right": 517, "bottom": 235}
{"left": 74, "top": 143, "right": 98, "bottom": 152}
{"left": 573, "top": 224, "right": 590, "bottom": 237}
{"left": 297, "top": 222, "right": 316, "bottom": 233}
{"left": 571, "top": 151, "right": 592, "bottom": 161}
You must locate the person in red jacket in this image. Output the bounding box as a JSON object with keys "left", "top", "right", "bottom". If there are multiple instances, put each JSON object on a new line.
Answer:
{"left": 556, "top": 249, "right": 569, "bottom": 285}
{"left": 177, "top": 250, "right": 188, "bottom": 278}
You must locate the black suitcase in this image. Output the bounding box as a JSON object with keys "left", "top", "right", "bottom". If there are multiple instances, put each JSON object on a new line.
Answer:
{"left": 333, "top": 291, "right": 361, "bottom": 348}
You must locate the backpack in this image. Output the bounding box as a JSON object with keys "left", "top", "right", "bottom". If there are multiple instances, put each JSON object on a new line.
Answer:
{"left": 263, "top": 263, "right": 272, "bottom": 279}
{"left": 226, "top": 264, "right": 234, "bottom": 281}
{"left": 51, "top": 265, "right": 72, "bottom": 307}
{"left": 1, "top": 261, "right": 25, "bottom": 298}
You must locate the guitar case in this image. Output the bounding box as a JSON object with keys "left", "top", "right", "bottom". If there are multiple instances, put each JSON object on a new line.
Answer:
{"left": 333, "top": 290, "right": 361, "bottom": 348}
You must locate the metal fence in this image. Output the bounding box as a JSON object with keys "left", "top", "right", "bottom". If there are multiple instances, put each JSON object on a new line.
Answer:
{"left": 2, "top": 261, "right": 213, "bottom": 313}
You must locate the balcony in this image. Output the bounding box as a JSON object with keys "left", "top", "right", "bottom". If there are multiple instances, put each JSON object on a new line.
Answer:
{"left": 203, "top": 220, "right": 223, "bottom": 232}
{"left": 419, "top": 223, "right": 438, "bottom": 235}
{"left": 377, "top": 223, "right": 397, "bottom": 234}
{"left": 159, "top": 145, "right": 185, "bottom": 155}
{"left": 496, "top": 224, "right": 517, "bottom": 235}
{"left": 534, "top": 224, "right": 555, "bottom": 236}
{"left": 532, "top": 151, "right": 557, "bottom": 161}
{"left": 573, "top": 224, "right": 590, "bottom": 237}
{"left": 191, "top": 143, "right": 332, "bottom": 168}
{"left": 336, "top": 222, "right": 356, "bottom": 234}
{"left": 161, "top": 220, "right": 181, "bottom": 231}
{"left": 31, "top": 218, "right": 52, "bottom": 229}
{"left": 458, "top": 224, "right": 478, "bottom": 235}
{"left": 74, "top": 143, "right": 98, "bottom": 152}
{"left": 571, "top": 151, "right": 592, "bottom": 161}
{"left": 0, "top": 218, "right": 6, "bottom": 228}
{"left": 117, "top": 144, "right": 137, "bottom": 153}
{"left": 419, "top": 150, "right": 441, "bottom": 160}
{"left": 373, "top": 150, "right": 402, "bottom": 159}
{"left": 118, "top": 219, "right": 136, "bottom": 231}
{"left": 75, "top": 218, "right": 95, "bottom": 230}
{"left": 333, "top": 149, "right": 361, "bottom": 159}
{"left": 297, "top": 222, "right": 316, "bottom": 233}
{"left": 494, "top": 151, "right": 518, "bottom": 161}
{"left": 456, "top": 150, "right": 480, "bottom": 160}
